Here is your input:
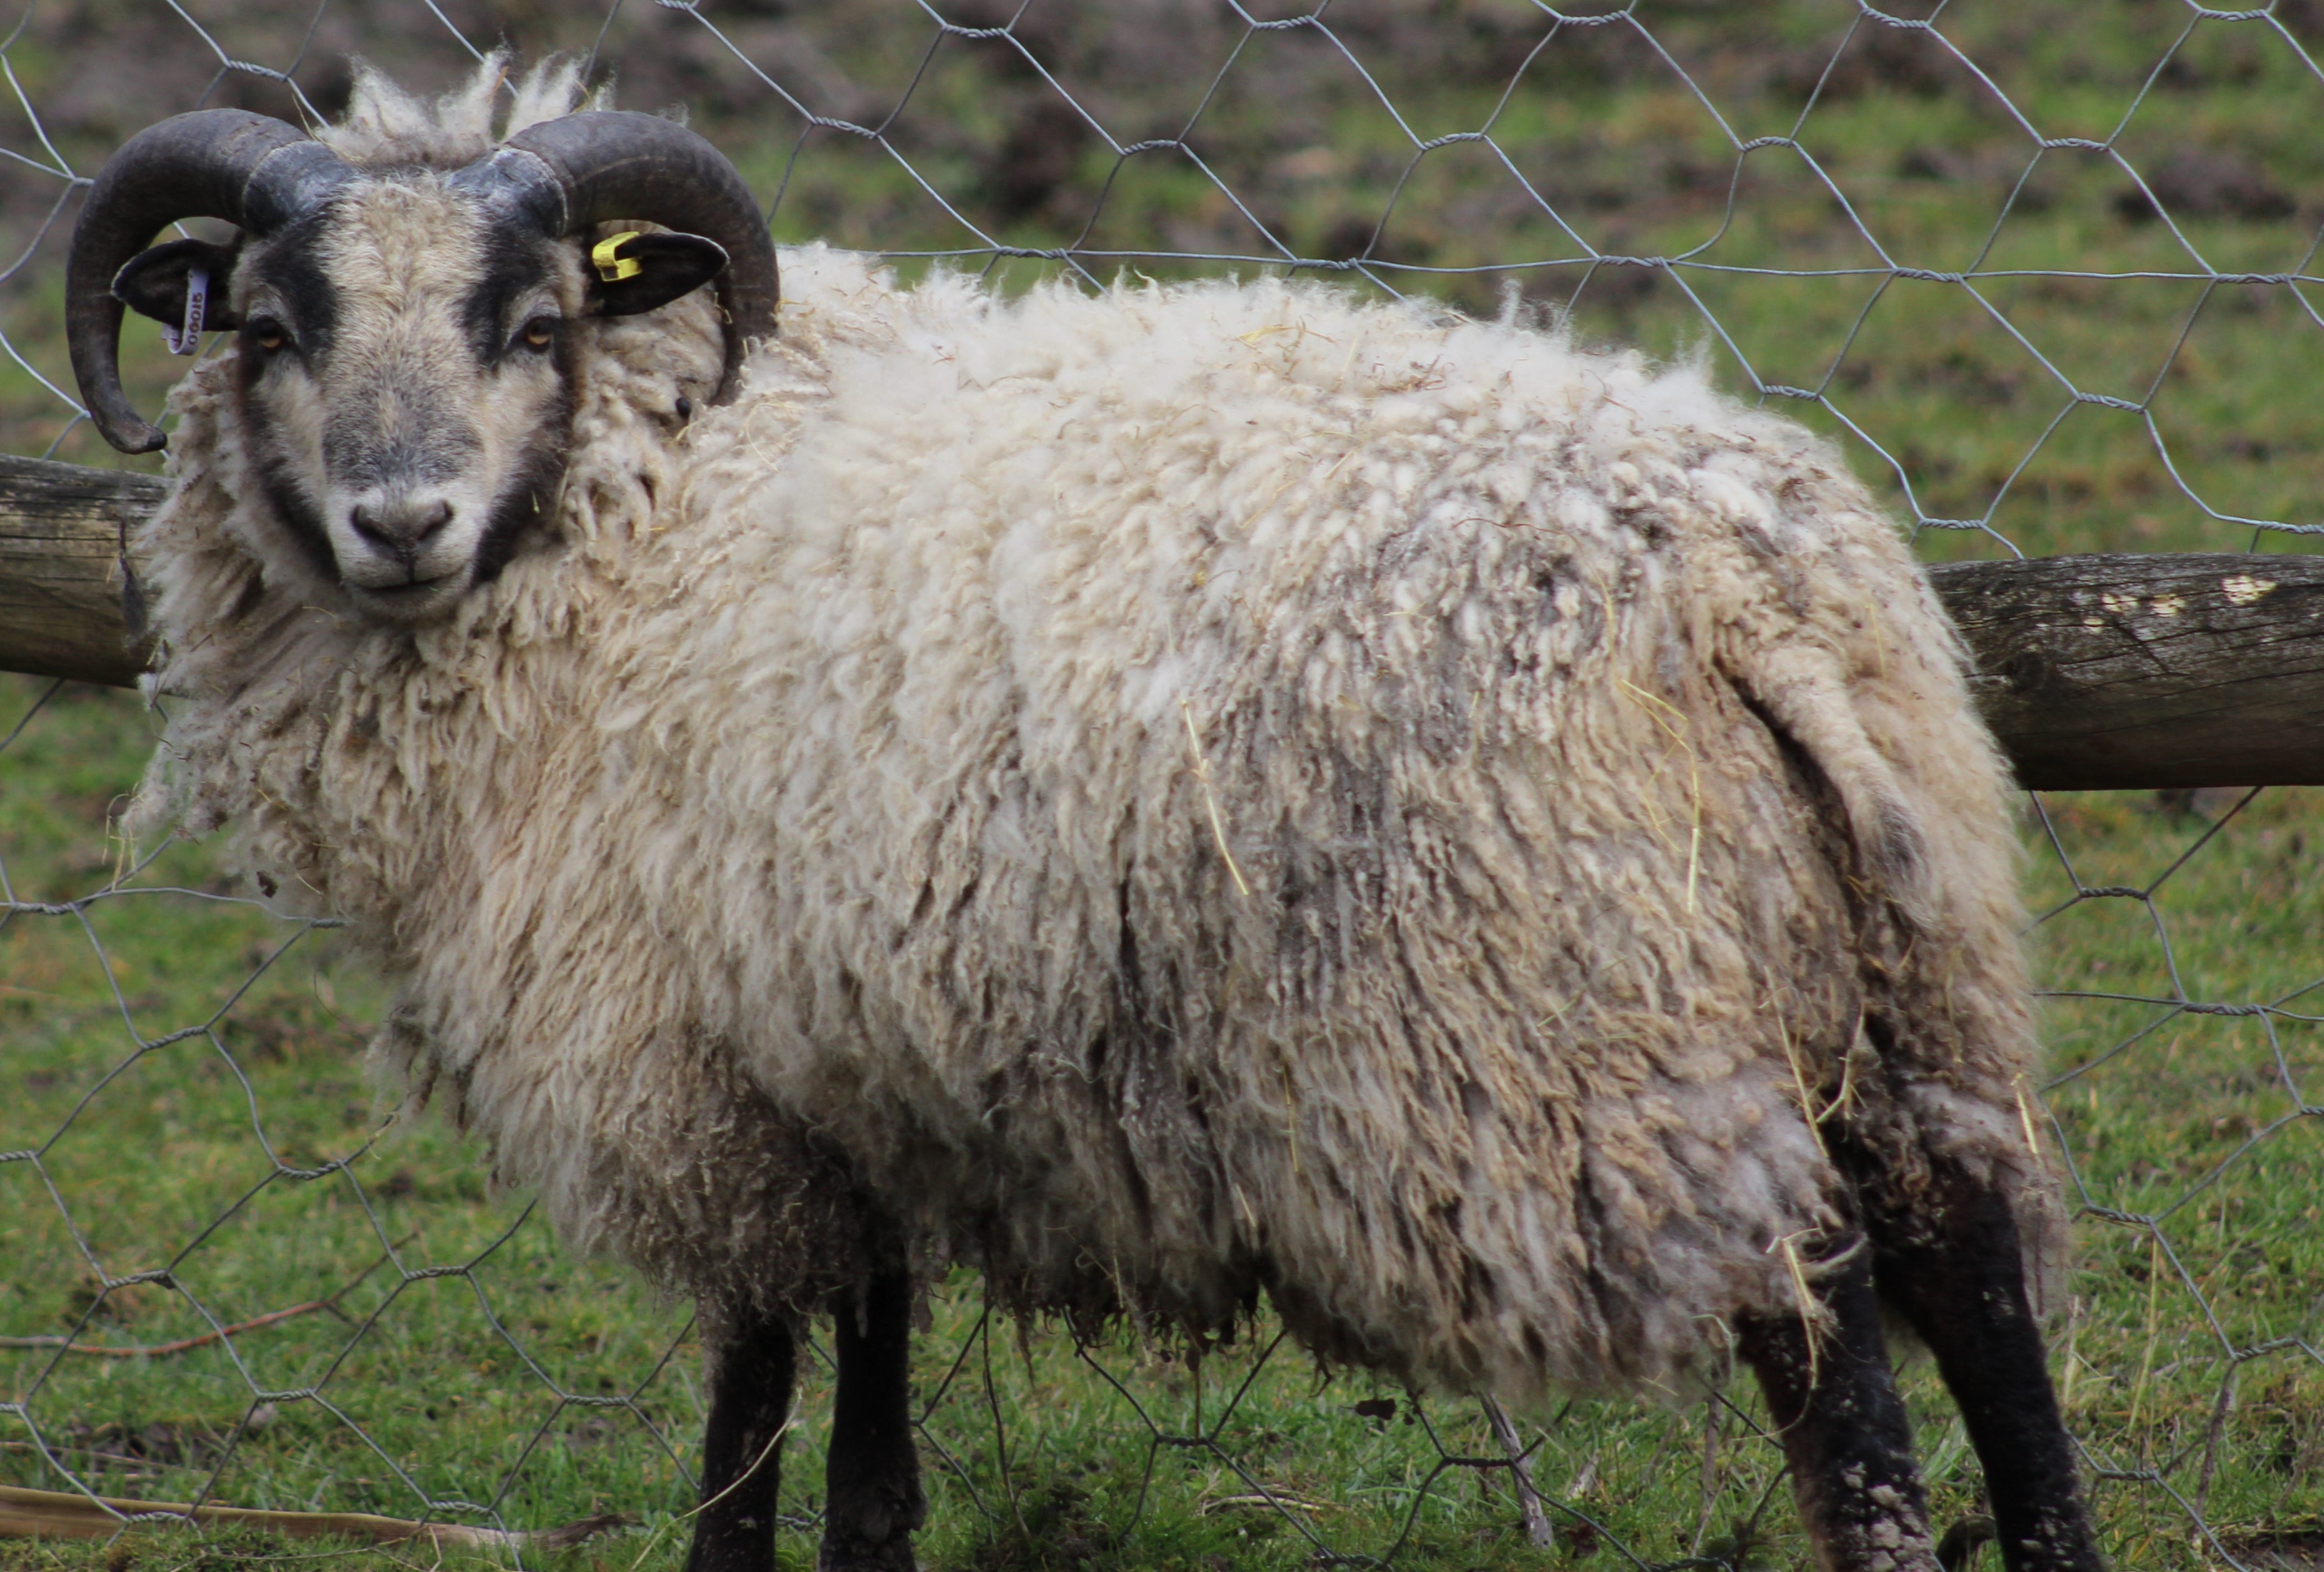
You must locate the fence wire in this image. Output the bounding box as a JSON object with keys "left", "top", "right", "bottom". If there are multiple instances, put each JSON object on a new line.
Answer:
{"left": 3, "top": 3, "right": 2323, "bottom": 1569}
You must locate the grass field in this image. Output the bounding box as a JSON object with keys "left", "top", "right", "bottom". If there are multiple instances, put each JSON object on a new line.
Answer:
{"left": 4, "top": 2, "right": 2324, "bottom": 1568}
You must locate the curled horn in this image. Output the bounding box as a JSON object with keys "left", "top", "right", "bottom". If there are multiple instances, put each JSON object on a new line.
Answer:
{"left": 454, "top": 111, "right": 776, "bottom": 406}
{"left": 67, "top": 110, "right": 352, "bottom": 453}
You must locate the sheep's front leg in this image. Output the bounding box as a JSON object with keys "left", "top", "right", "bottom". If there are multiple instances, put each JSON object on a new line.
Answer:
{"left": 686, "top": 1304, "right": 798, "bottom": 1572}
{"left": 1736, "top": 1236, "right": 1941, "bottom": 1572}
{"left": 819, "top": 1268, "right": 926, "bottom": 1572}
{"left": 1868, "top": 1166, "right": 2104, "bottom": 1572}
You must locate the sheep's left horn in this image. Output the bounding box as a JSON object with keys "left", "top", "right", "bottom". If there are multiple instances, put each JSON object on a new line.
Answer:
{"left": 454, "top": 111, "right": 776, "bottom": 407}
{"left": 67, "top": 110, "right": 352, "bottom": 453}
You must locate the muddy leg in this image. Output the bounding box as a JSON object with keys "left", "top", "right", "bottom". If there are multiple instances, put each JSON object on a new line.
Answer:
{"left": 819, "top": 1268, "right": 924, "bottom": 1572}
{"left": 1869, "top": 1167, "right": 2104, "bottom": 1572}
{"left": 685, "top": 1302, "right": 797, "bottom": 1572}
{"left": 1737, "top": 1238, "right": 1941, "bottom": 1572}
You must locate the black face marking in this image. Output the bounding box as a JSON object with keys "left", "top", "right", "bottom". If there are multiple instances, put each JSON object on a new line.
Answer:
{"left": 248, "top": 212, "right": 343, "bottom": 362}
{"left": 463, "top": 220, "right": 558, "bottom": 364}
{"left": 468, "top": 220, "right": 576, "bottom": 584}
{"left": 232, "top": 228, "right": 335, "bottom": 580}
{"left": 472, "top": 352, "right": 576, "bottom": 588}
{"left": 245, "top": 435, "right": 344, "bottom": 585}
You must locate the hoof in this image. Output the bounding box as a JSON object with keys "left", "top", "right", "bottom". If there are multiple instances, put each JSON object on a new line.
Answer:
{"left": 816, "top": 1528, "right": 918, "bottom": 1572}
{"left": 817, "top": 1481, "right": 924, "bottom": 1572}
{"left": 684, "top": 1509, "right": 779, "bottom": 1572}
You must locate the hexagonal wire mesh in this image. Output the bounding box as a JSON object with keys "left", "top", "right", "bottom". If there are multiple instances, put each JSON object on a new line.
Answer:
{"left": 3, "top": 2, "right": 2323, "bottom": 1567}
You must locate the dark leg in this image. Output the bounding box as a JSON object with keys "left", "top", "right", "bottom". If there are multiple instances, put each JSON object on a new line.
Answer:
{"left": 820, "top": 1268, "right": 925, "bottom": 1572}
{"left": 685, "top": 1302, "right": 798, "bottom": 1572}
{"left": 1868, "top": 1165, "right": 2104, "bottom": 1572}
{"left": 1737, "top": 1237, "right": 1941, "bottom": 1572}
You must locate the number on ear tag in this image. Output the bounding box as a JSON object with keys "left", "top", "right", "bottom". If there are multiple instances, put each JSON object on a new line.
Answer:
{"left": 164, "top": 267, "right": 209, "bottom": 355}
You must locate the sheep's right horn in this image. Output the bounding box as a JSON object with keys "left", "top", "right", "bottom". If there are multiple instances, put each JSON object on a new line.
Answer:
{"left": 67, "top": 110, "right": 352, "bottom": 454}
{"left": 456, "top": 111, "right": 777, "bottom": 406}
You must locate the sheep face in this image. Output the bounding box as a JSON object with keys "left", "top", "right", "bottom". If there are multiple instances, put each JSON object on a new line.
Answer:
{"left": 224, "top": 182, "right": 583, "bottom": 623}
{"left": 106, "top": 172, "right": 731, "bottom": 624}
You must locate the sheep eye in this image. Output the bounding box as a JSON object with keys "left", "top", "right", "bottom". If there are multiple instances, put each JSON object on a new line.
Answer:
{"left": 250, "top": 320, "right": 289, "bottom": 353}
{"left": 517, "top": 317, "right": 558, "bottom": 352}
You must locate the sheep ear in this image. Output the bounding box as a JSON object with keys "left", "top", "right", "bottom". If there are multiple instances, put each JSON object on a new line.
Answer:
{"left": 585, "top": 230, "right": 731, "bottom": 318}
{"left": 112, "top": 237, "right": 244, "bottom": 330}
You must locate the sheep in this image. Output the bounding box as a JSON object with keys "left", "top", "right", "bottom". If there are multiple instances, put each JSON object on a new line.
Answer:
{"left": 68, "top": 60, "right": 2107, "bottom": 1572}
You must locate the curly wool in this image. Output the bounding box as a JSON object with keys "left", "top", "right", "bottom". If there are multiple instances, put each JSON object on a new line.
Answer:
{"left": 133, "top": 232, "right": 2058, "bottom": 1403}
{"left": 668, "top": 256, "right": 2059, "bottom": 1401}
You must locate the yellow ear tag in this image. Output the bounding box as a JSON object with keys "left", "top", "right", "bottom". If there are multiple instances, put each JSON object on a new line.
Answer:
{"left": 591, "top": 231, "right": 644, "bottom": 283}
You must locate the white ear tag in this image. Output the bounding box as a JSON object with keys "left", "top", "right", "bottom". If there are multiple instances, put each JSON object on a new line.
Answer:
{"left": 163, "top": 266, "right": 208, "bottom": 356}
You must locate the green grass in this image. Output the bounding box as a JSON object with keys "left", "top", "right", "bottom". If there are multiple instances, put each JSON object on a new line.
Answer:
{"left": 6, "top": 2, "right": 2324, "bottom": 1567}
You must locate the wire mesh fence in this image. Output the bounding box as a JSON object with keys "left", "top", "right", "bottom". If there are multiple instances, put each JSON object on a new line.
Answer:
{"left": 3, "top": 2, "right": 2323, "bottom": 1568}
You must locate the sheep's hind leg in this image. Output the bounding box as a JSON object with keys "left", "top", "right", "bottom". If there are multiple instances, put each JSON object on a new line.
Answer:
{"left": 819, "top": 1268, "right": 926, "bottom": 1572}
{"left": 685, "top": 1304, "right": 798, "bottom": 1572}
{"left": 1736, "top": 1236, "right": 1941, "bottom": 1572}
{"left": 1866, "top": 1163, "right": 2104, "bottom": 1572}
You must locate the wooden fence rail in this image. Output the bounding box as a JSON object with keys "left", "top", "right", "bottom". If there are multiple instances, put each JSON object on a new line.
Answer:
{"left": 1, "top": 454, "right": 162, "bottom": 692}
{"left": 4, "top": 452, "right": 2322, "bottom": 791}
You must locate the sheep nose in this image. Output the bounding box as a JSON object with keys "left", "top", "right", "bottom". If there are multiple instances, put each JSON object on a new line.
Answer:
{"left": 350, "top": 497, "right": 453, "bottom": 554}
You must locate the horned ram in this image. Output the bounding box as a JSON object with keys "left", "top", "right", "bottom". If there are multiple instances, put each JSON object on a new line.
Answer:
{"left": 66, "top": 62, "right": 2105, "bottom": 1572}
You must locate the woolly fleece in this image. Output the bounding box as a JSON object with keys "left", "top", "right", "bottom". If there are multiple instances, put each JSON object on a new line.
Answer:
{"left": 130, "top": 98, "right": 2058, "bottom": 1407}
